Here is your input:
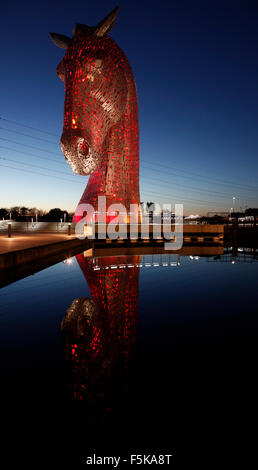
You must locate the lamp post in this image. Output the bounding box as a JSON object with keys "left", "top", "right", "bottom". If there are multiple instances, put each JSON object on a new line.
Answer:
{"left": 232, "top": 197, "right": 236, "bottom": 213}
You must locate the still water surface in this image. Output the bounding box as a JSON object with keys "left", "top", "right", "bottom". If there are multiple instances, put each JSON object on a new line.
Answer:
{"left": 0, "top": 248, "right": 257, "bottom": 465}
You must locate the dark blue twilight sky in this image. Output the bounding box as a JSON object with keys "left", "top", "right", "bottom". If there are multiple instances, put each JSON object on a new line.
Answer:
{"left": 1, "top": 0, "right": 258, "bottom": 214}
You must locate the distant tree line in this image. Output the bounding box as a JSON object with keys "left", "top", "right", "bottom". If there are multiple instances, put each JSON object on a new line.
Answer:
{"left": 199, "top": 208, "right": 258, "bottom": 224}
{"left": 0, "top": 207, "right": 74, "bottom": 222}
{"left": 0, "top": 205, "right": 257, "bottom": 223}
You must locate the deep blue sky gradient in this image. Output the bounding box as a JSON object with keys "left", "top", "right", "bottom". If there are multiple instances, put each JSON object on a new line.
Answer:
{"left": 1, "top": 0, "right": 258, "bottom": 214}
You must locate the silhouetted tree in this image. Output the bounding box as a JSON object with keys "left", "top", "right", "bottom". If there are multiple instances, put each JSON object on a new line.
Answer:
{"left": 0, "top": 208, "right": 8, "bottom": 219}
{"left": 20, "top": 207, "right": 28, "bottom": 216}
{"left": 245, "top": 208, "right": 258, "bottom": 216}
{"left": 44, "top": 208, "right": 70, "bottom": 221}
{"left": 10, "top": 206, "right": 20, "bottom": 214}
{"left": 9, "top": 209, "right": 19, "bottom": 220}
{"left": 0, "top": 206, "right": 71, "bottom": 222}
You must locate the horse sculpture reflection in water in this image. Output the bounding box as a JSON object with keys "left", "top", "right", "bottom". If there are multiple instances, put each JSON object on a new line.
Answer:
{"left": 50, "top": 6, "right": 140, "bottom": 222}
{"left": 61, "top": 254, "right": 140, "bottom": 414}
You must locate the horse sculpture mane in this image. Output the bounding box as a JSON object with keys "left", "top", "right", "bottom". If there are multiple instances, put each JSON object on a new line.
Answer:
{"left": 50, "top": 6, "right": 140, "bottom": 222}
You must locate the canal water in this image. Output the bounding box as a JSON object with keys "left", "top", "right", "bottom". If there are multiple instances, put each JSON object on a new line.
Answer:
{"left": 0, "top": 247, "right": 257, "bottom": 466}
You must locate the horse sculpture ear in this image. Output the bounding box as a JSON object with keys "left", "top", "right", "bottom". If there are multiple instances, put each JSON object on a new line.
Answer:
{"left": 94, "top": 5, "right": 119, "bottom": 37}
{"left": 49, "top": 32, "right": 72, "bottom": 49}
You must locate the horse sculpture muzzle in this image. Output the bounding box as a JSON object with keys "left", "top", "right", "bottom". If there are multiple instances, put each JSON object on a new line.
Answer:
{"left": 60, "top": 131, "right": 101, "bottom": 175}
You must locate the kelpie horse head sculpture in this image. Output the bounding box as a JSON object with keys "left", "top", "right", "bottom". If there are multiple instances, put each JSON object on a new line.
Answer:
{"left": 50, "top": 7, "right": 140, "bottom": 221}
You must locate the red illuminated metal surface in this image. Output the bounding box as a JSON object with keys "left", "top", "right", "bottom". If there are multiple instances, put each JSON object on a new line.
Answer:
{"left": 50, "top": 7, "right": 140, "bottom": 222}
{"left": 61, "top": 254, "right": 140, "bottom": 407}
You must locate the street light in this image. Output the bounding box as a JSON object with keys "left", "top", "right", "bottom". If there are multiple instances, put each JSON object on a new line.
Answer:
{"left": 232, "top": 197, "right": 236, "bottom": 212}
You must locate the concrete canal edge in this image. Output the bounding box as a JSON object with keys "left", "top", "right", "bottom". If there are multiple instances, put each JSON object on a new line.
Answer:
{"left": 0, "top": 224, "right": 225, "bottom": 272}
{"left": 0, "top": 237, "right": 94, "bottom": 271}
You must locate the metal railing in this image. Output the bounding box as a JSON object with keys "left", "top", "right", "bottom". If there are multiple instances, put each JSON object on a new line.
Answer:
{"left": 0, "top": 221, "right": 75, "bottom": 234}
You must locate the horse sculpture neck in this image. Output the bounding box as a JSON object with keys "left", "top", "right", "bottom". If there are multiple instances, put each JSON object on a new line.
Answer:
{"left": 73, "top": 38, "right": 140, "bottom": 222}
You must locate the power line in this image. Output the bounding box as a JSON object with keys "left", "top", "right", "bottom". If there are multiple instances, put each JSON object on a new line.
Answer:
{"left": 140, "top": 189, "right": 225, "bottom": 206}
{"left": 0, "top": 163, "right": 86, "bottom": 185}
{"left": 0, "top": 164, "right": 249, "bottom": 211}
{"left": 140, "top": 193, "right": 222, "bottom": 207}
{"left": 1, "top": 146, "right": 248, "bottom": 198}
{"left": 141, "top": 160, "right": 258, "bottom": 192}
{"left": 0, "top": 145, "right": 64, "bottom": 165}
{"left": 0, "top": 155, "right": 256, "bottom": 207}
{"left": 2, "top": 133, "right": 256, "bottom": 197}
{"left": 0, "top": 116, "right": 59, "bottom": 137}
{"left": 1, "top": 117, "right": 257, "bottom": 207}
{"left": 0, "top": 162, "right": 225, "bottom": 205}
{"left": 0, "top": 137, "right": 61, "bottom": 156}
{"left": 0, "top": 155, "right": 235, "bottom": 204}
{"left": 0, "top": 156, "right": 87, "bottom": 179}
{"left": 141, "top": 175, "right": 234, "bottom": 199}
{"left": 0, "top": 126, "right": 58, "bottom": 145}
{"left": 3, "top": 152, "right": 256, "bottom": 206}
{"left": 1, "top": 118, "right": 257, "bottom": 193}
{"left": 1, "top": 115, "right": 257, "bottom": 192}
{"left": 141, "top": 183, "right": 256, "bottom": 206}
{"left": 0, "top": 147, "right": 87, "bottom": 178}
{"left": 140, "top": 175, "right": 258, "bottom": 203}
{"left": 0, "top": 157, "right": 255, "bottom": 206}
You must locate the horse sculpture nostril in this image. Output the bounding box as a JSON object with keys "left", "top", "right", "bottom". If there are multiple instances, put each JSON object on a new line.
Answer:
{"left": 77, "top": 137, "right": 89, "bottom": 157}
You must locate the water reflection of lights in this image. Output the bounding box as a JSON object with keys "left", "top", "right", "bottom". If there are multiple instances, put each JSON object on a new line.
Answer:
{"left": 92, "top": 255, "right": 180, "bottom": 271}
{"left": 209, "top": 248, "right": 257, "bottom": 263}
{"left": 189, "top": 256, "right": 200, "bottom": 260}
